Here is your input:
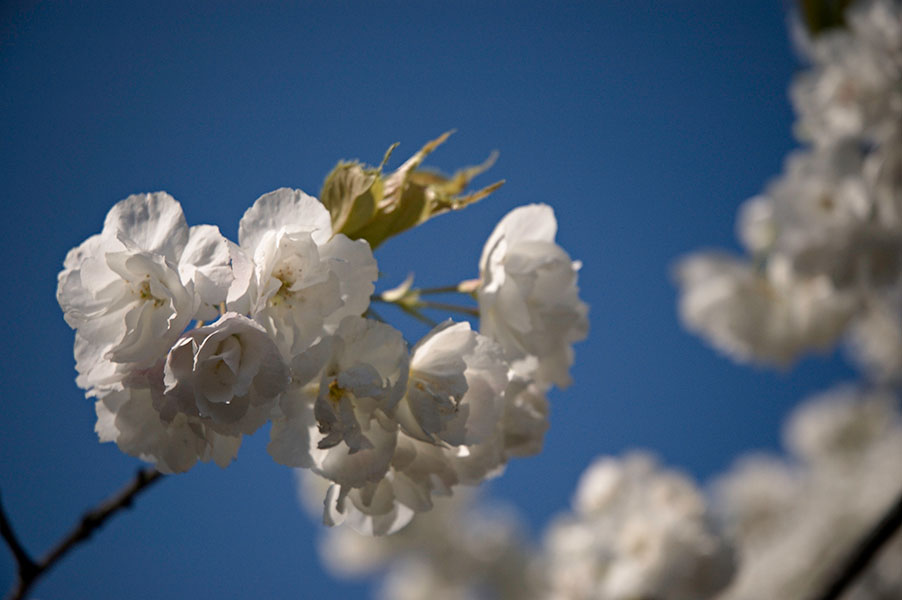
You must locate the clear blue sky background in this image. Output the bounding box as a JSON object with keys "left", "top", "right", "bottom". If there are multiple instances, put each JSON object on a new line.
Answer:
{"left": 1, "top": 1, "right": 858, "bottom": 597}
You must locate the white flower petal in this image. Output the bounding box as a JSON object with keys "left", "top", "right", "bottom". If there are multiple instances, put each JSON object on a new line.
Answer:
{"left": 268, "top": 386, "right": 317, "bottom": 468}
{"left": 103, "top": 192, "right": 188, "bottom": 262}
{"left": 478, "top": 206, "right": 588, "bottom": 389}
{"left": 310, "top": 416, "right": 398, "bottom": 489}
{"left": 238, "top": 188, "right": 332, "bottom": 254}
{"left": 478, "top": 203, "right": 557, "bottom": 275}
{"left": 179, "top": 224, "right": 233, "bottom": 315}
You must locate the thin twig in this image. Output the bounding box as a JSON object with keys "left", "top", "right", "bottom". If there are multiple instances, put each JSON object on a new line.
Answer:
{"left": 399, "top": 304, "right": 439, "bottom": 327}
{"left": 418, "top": 300, "right": 480, "bottom": 318}
{"left": 0, "top": 493, "right": 37, "bottom": 584}
{"left": 370, "top": 296, "right": 440, "bottom": 327}
{"left": 810, "top": 489, "right": 902, "bottom": 600}
{"left": 416, "top": 284, "right": 466, "bottom": 296}
{"left": 2, "top": 467, "right": 164, "bottom": 600}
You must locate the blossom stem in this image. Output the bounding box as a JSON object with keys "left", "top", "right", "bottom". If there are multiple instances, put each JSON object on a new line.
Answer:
{"left": 810, "top": 488, "right": 902, "bottom": 600}
{"left": 372, "top": 293, "right": 478, "bottom": 321}
{"left": 417, "top": 300, "right": 480, "bottom": 318}
{"left": 370, "top": 296, "right": 442, "bottom": 326}
{"left": 1, "top": 467, "right": 164, "bottom": 600}
{"left": 398, "top": 303, "right": 439, "bottom": 327}
{"left": 416, "top": 284, "right": 469, "bottom": 296}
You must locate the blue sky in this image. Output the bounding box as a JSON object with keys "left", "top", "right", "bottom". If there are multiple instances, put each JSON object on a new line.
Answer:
{"left": 0, "top": 2, "right": 858, "bottom": 597}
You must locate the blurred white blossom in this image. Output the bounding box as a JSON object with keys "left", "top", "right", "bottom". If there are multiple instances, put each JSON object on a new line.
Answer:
{"left": 302, "top": 476, "right": 542, "bottom": 600}
{"left": 714, "top": 385, "right": 902, "bottom": 600}
{"left": 676, "top": 252, "right": 854, "bottom": 365}
{"left": 676, "top": 0, "right": 902, "bottom": 376}
{"left": 543, "top": 453, "right": 736, "bottom": 600}
{"left": 792, "top": 0, "right": 902, "bottom": 147}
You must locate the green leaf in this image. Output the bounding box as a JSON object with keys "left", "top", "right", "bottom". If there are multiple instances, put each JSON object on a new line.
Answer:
{"left": 319, "top": 132, "right": 503, "bottom": 249}
{"left": 320, "top": 161, "right": 382, "bottom": 238}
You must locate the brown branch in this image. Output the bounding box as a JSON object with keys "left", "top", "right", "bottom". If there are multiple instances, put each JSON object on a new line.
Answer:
{"left": 2, "top": 467, "right": 165, "bottom": 600}
{"left": 810, "top": 489, "right": 902, "bottom": 600}
{"left": 0, "top": 492, "right": 37, "bottom": 585}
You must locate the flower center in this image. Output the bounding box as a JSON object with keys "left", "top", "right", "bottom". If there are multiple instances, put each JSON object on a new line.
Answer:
{"left": 270, "top": 265, "right": 300, "bottom": 307}
{"left": 134, "top": 276, "right": 164, "bottom": 307}
{"left": 327, "top": 378, "right": 344, "bottom": 406}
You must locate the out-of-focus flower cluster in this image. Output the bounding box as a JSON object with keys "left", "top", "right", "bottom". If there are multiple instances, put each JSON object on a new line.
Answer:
{"left": 541, "top": 394, "right": 901, "bottom": 600}
{"left": 714, "top": 385, "right": 902, "bottom": 600}
{"left": 542, "top": 454, "right": 736, "bottom": 600}
{"left": 675, "top": 0, "right": 902, "bottom": 380}
{"left": 57, "top": 135, "right": 588, "bottom": 534}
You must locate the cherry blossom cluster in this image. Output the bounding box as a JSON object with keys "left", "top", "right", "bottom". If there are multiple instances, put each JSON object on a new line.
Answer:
{"left": 675, "top": 0, "right": 902, "bottom": 379}
{"left": 56, "top": 141, "right": 588, "bottom": 534}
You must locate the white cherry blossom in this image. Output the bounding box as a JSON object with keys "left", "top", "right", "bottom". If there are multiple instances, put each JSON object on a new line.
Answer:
{"left": 478, "top": 204, "right": 588, "bottom": 389}
{"left": 57, "top": 193, "right": 231, "bottom": 391}
{"left": 93, "top": 369, "right": 242, "bottom": 474}
{"left": 500, "top": 376, "right": 550, "bottom": 459}
{"left": 91, "top": 312, "right": 289, "bottom": 473}
{"left": 178, "top": 225, "right": 234, "bottom": 320}
{"left": 736, "top": 195, "right": 777, "bottom": 256}
{"left": 328, "top": 346, "right": 546, "bottom": 535}
{"left": 234, "top": 188, "right": 378, "bottom": 357}
{"left": 161, "top": 312, "right": 289, "bottom": 436}
{"left": 279, "top": 319, "right": 539, "bottom": 535}
{"left": 269, "top": 317, "right": 409, "bottom": 500}
{"left": 711, "top": 456, "right": 802, "bottom": 550}
{"left": 678, "top": 0, "right": 902, "bottom": 377}
{"left": 784, "top": 385, "right": 899, "bottom": 469}
{"left": 397, "top": 321, "right": 508, "bottom": 447}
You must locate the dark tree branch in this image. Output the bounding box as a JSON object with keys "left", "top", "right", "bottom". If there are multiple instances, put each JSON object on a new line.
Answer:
{"left": 2, "top": 467, "right": 164, "bottom": 600}
{"left": 811, "top": 489, "right": 902, "bottom": 600}
{"left": 0, "top": 492, "right": 38, "bottom": 583}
